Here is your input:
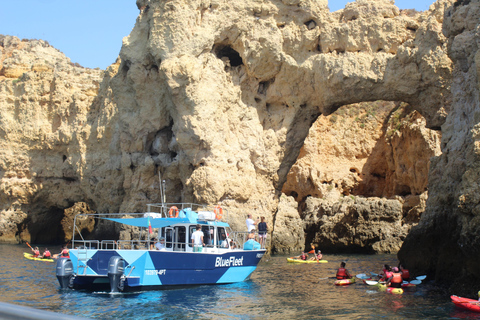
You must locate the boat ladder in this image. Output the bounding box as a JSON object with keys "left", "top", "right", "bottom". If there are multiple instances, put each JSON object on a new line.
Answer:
{"left": 76, "top": 247, "right": 89, "bottom": 275}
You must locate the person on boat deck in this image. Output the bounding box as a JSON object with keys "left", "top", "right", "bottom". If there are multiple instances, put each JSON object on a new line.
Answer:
{"left": 257, "top": 216, "right": 268, "bottom": 248}
{"left": 386, "top": 267, "right": 403, "bottom": 288}
{"left": 246, "top": 214, "right": 258, "bottom": 232}
{"left": 155, "top": 237, "right": 166, "bottom": 250}
{"left": 398, "top": 263, "right": 410, "bottom": 281}
{"left": 336, "top": 262, "right": 352, "bottom": 280}
{"left": 243, "top": 237, "right": 261, "bottom": 250}
{"left": 192, "top": 224, "right": 204, "bottom": 252}
{"left": 149, "top": 238, "right": 156, "bottom": 250}
{"left": 220, "top": 234, "right": 230, "bottom": 248}
{"left": 42, "top": 248, "right": 51, "bottom": 259}
{"left": 31, "top": 246, "right": 40, "bottom": 258}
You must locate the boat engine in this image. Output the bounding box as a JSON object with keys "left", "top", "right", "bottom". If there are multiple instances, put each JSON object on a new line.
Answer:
{"left": 56, "top": 258, "right": 74, "bottom": 289}
{"left": 108, "top": 256, "right": 126, "bottom": 293}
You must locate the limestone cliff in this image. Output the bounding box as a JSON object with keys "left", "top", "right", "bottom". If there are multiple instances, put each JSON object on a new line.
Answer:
{"left": 399, "top": 0, "right": 480, "bottom": 294}
{"left": 0, "top": 0, "right": 454, "bottom": 261}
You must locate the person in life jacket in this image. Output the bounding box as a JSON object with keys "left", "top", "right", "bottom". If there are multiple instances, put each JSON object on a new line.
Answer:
{"left": 42, "top": 248, "right": 51, "bottom": 259}
{"left": 387, "top": 267, "right": 403, "bottom": 288}
{"left": 32, "top": 246, "right": 40, "bottom": 258}
{"left": 398, "top": 263, "right": 410, "bottom": 281}
{"left": 59, "top": 246, "right": 70, "bottom": 258}
{"left": 378, "top": 264, "right": 390, "bottom": 281}
{"left": 336, "top": 262, "right": 352, "bottom": 280}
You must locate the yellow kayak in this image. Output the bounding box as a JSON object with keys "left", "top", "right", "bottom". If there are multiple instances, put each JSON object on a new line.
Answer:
{"left": 335, "top": 277, "right": 356, "bottom": 286}
{"left": 287, "top": 258, "right": 328, "bottom": 263}
{"left": 377, "top": 283, "right": 403, "bottom": 294}
{"left": 23, "top": 252, "right": 55, "bottom": 262}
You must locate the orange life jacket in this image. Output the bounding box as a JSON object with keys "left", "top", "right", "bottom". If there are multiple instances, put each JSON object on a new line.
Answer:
{"left": 336, "top": 268, "right": 347, "bottom": 279}
{"left": 391, "top": 272, "right": 402, "bottom": 284}
{"left": 401, "top": 269, "right": 410, "bottom": 280}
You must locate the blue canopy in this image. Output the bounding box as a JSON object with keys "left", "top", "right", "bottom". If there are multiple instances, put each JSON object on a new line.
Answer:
{"left": 102, "top": 216, "right": 230, "bottom": 229}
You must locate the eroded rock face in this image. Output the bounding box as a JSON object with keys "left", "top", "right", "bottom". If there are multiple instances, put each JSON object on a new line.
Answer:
{"left": 0, "top": 35, "right": 103, "bottom": 244}
{"left": 0, "top": 0, "right": 454, "bottom": 258}
{"left": 303, "top": 196, "right": 422, "bottom": 254}
{"left": 398, "top": 0, "right": 480, "bottom": 294}
{"left": 283, "top": 101, "right": 439, "bottom": 252}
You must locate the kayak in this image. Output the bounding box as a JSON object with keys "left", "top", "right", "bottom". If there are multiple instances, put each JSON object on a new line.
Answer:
{"left": 377, "top": 283, "right": 403, "bottom": 294}
{"left": 335, "top": 278, "right": 356, "bottom": 286}
{"left": 23, "top": 252, "right": 54, "bottom": 262}
{"left": 287, "top": 258, "right": 328, "bottom": 263}
{"left": 451, "top": 295, "right": 480, "bottom": 313}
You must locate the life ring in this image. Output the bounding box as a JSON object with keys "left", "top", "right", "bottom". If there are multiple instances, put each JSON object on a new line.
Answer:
{"left": 214, "top": 205, "right": 223, "bottom": 220}
{"left": 169, "top": 206, "right": 179, "bottom": 218}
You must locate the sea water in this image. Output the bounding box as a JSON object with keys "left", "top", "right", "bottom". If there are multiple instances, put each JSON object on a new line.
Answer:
{"left": 0, "top": 244, "right": 477, "bottom": 319}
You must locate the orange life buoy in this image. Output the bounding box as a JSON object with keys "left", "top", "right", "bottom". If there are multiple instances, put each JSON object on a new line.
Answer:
{"left": 169, "top": 206, "right": 179, "bottom": 218}
{"left": 214, "top": 205, "right": 223, "bottom": 220}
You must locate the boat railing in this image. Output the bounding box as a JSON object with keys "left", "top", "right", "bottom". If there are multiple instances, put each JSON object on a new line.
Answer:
{"left": 229, "top": 231, "right": 269, "bottom": 249}
{"left": 145, "top": 202, "right": 228, "bottom": 221}
{"left": 71, "top": 240, "right": 100, "bottom": 250}
{"left": 71, "top": 237, "right": 267, "bottom": 252}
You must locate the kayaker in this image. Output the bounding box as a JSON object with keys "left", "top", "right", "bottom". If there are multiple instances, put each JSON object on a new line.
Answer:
{"left": 398, "top": 263, "right": 410, "bottom": 281}
{"left": 386, "top": 267, "right": 403, "bottom": 288}
{"left": 31, "top": 246, "right": 40, "bottom": 258}
{"left": 42, "top": 248, "right": 52, "bottom": 259}
{"left": 336, "top": 262, "right": 352, "bottom": 280}
{"left": 309, "top": 250, "right": 323, "bottom": 261}
{"left": 59, "top": 246, "right": 70, "bottom": 258}
{"left": 378, "top": 264, "right": 390, "bottom": 280}
{"left": 381, "top": 265, "right": 393, "bottom": 283}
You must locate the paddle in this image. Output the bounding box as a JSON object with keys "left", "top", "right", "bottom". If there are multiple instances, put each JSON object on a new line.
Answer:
{"left": 409, "top": 279, "right": 422, "bottom": 285}
{"left": 356, "top": 273, "right": 368, "bottom": 279}
{"left": 26, "top": 242, "right": 33, "bottom": 250}
{"left": 319, "top": 276, "right": 337, "bottom": 280}
{"left": 365, "top": 280, "right": 379, "bottom": 286}
{"left": 416, "top": 275, "right": 426, "bottom": 281}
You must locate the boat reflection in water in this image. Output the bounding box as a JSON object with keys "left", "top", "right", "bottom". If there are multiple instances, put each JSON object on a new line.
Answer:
{"left": 56, "top": 203, "right": 266, "bottom": 292}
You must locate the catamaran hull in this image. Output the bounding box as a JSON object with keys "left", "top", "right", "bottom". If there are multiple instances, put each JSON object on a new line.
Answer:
{"left": 57, "top": 249, "right": 265, "bottom": 292}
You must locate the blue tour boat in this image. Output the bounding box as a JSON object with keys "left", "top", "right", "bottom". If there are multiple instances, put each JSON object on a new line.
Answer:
{"left": 56, "top": 203, "right": 266, "bottom": 292}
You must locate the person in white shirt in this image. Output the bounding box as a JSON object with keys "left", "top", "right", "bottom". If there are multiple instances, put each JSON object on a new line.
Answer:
{"left": 191, "top": 224, "right": 204, "bottom": 252}
{"left": 246, "top": 214, "right": 258, "bottom": 232}
{"left": 155, "top": 237, "right": 166, "bottom": 250}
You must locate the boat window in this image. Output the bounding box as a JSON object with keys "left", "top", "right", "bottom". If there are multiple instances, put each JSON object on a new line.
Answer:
{"left": 202, "top": 226, "right": 214, "bottom": 247}
{"left": 217, "top": 227, "right": 227, "bottom": 247}
{"left": 175, "top": 226, "right": 186, "bottom": 251}
{"left": 188, "top": 226, "right": 196, "bottom": 247}
{"left": 165, "top": 227, "right": 174, "bottom": 248}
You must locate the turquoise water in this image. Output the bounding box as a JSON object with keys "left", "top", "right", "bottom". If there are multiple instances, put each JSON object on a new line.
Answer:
{"left": 0, "top": 244, "right": 478, "bottom": 319}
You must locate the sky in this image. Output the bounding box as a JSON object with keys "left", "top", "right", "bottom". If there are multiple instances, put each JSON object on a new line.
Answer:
{"left": 0, "top": 0, "right": 436, "bottom": 70}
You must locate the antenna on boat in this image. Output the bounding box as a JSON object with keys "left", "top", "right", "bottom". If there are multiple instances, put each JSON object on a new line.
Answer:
{"left": 158, "top": 171, "right": 167, "bottom": 216}
{"left": 162, "top": 179, "right": 166, "bottom": 205}
{"left": 158, "top": 171, "right": 163, "bottom": 205}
